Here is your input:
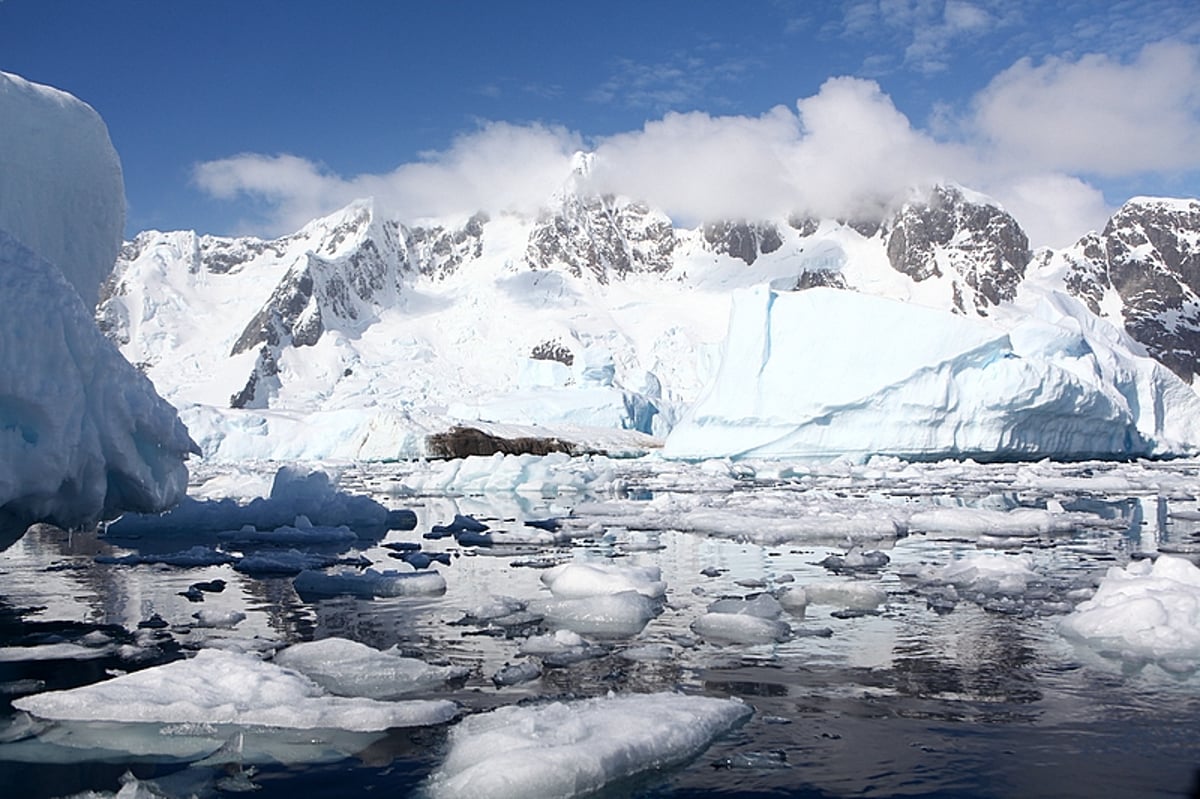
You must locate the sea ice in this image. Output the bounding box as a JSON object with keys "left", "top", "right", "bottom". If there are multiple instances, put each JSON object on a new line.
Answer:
{"left": 12, "top": 648, "right": 458, "bottom": 731}
{"left": 273, "top": 637, "right": 467, "bottom": 699}
{"left": 292, "top": 567, "right": 447, "bottom": 598}
{"left": 540, "top": 560, "right": 667, "bottom": 599}
{"left": 530, "top": 591, "right": 659, "bottom": 637}
{"left": 423, "top": 692, "right": 752, "bottom": 799}
{"left": 105, "top": 466, "right": 391, "bottom": 538}
{"left": 1060, "top": 555, "right": 1200, "bottom": 669}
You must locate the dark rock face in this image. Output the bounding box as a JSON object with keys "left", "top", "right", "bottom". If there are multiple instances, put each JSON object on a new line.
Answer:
{"left": 526, "top": 194, "right": 675, "bottom": 281}
{"left": 884, "top": 186, "right": 1031, "bottom": 315}
{"left": 1060, "top": 198, "right": 1200, "bottom": 382}
{"left": 794, "top": 269, "right": 848, "bottom": 291}
{"left": 531, "top": 339, "right": 574, "bottom": 366}
{"left": 701, "top": 221, "right": 783, "bottom": 265}
{"left": 426, "top": 426, "right": 577, "bottom": 458}
{"left": 229, "top": 346, "right": 280, "bottom": 409}
{"left": 408, "top": 213, "right": 487, "bottom": 281}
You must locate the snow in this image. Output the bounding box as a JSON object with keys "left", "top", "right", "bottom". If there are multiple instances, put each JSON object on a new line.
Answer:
{"left": 272, "top": 637, "right": 468, "bottom": 699}
{"left": 0, "top": 71, "right": 124, "bottom": 309}
{"left": 1060, "top": 555, "right": 1200, "bottom": 670}
{"left": 12, "top": 648, "right": 459, "bottom": 731}
{"left": 423, "top": 692, "right": 752, "bottom": 799}
{"left": 664, "top": 286, "right": 1200, "bottom": 461}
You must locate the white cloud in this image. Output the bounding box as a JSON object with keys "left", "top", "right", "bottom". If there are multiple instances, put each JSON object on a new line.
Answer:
{"left": 987, "top": 173, "right": 1113, "bottom": 249}
{"left": 971, "top": 40, "right": 1200, "bottom": 175}
{"left": 193, "top": 122, "right": 582, "bottom": 235}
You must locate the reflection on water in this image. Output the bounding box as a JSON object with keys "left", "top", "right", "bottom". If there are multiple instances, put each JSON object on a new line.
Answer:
{"left": 0, "top": 459, "right": 1199, "bottom": 798}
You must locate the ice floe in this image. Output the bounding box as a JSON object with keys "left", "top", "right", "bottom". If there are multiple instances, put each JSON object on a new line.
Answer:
{"left": 272, "top": 637, "right": 467, "bottom": 699}
{"left": 12, "top": 648, "right": 458, "bottom": 731}
{"left": 424, "top": 692, "right": 752, "bottom": 798}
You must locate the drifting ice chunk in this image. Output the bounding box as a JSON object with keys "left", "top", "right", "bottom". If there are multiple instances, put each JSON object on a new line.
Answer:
{"left": 292, "top": 567, "right": 447, "bottom": 598}
{"left": 691, "top": 613, "right": 791, "bottom": 645}
{"left": 664, "top": 286, "right": 1200, "bottom": 461}
{"left": 915, "top": 553, "right": 1040, "bottom": 596}
{"left": 274, "top": 637, "right": 467, "bottom": 699}
{"left": 1060, "top": 555, "right": 1200, "bottom": 670}
{"left": 540, "top": 560, "right": 667, "bottom": 599}
{"left": 530, "top": 591, "right": 659, "bottom": 637}
{"left": 13, "top": 648, "right": 458, "bottom": 731}
{"left": 0, "top": 73, "right": 195, "bottom": 530}
{"left": 424, "top": 692, "right": 752, "bottom": 799}
{"left": 803, "top": 582, "right": 888, "bottom": 610}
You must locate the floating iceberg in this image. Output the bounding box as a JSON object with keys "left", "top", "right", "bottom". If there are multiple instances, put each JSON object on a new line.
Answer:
{"left": 424, "top": 692, "right": 752, "bottom": 799}
{"left": 664, "top": 286, "right": 1200, "bottom": 461}
{"left": 0, "top": 72, "right": 195, "bottom": 530}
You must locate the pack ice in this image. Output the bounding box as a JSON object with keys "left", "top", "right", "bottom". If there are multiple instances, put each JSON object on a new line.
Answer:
{"left": 0, "top": 72, "right": 196, "bottom": 530}
{"left": 664, "top": 286, "right": 1200, "bottom": 461}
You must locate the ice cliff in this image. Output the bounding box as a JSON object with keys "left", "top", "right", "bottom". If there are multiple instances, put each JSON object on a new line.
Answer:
{"left": 662, "top": 286, "right": 1200, "bottom": 461}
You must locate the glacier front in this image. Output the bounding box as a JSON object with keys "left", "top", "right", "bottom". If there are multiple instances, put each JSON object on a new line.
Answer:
{"left": 663, "top": 286, "right": 1200, "bottom": 461}
{"left": 0, "top": 72, "right": 195, "bottom": 530}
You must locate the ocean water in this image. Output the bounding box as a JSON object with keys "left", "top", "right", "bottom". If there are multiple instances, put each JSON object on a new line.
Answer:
{"left": 1, "top": 458, "right": 1198, "bottom": 798}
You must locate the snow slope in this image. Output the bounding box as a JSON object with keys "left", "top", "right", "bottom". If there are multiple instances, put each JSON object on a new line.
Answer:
{"left": 0, "top": 73, "right": 195, "bottom": 529}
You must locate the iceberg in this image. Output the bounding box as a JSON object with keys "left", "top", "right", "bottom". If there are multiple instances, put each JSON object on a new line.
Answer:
{"left": 0, "top": 71, "right": 123, "bottom": 309}
{"left": 0, "top": 72, "right": 195, "bottom": 530}
{"left": 664, "top": 286, "right": 1200, "bottom": 461}
{"left": 0, "top": 232, "right": 196, "bottom": 530}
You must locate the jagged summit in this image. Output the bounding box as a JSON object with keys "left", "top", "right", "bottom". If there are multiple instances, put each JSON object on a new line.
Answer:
{"left": 1036, "top": 195, "right": 1200, "bottom": 383}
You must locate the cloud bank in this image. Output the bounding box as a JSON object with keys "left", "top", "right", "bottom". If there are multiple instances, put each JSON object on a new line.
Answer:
{"left": 195, "top": 41, "right": 1200, "bottom": 249}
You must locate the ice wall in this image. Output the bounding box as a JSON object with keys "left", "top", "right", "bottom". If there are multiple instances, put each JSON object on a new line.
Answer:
{"left": 663, "top": 286, "right": 1200, "bottom": 461}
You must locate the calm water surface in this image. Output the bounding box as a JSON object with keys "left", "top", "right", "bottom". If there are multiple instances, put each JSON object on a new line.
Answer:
{"left": 1, "top": 458, "right": 1198, "bottom": 798}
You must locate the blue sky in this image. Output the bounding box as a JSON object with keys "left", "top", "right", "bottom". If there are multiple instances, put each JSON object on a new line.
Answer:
{"left": 2, "top": 0, "right": 1199, "bottom": 247}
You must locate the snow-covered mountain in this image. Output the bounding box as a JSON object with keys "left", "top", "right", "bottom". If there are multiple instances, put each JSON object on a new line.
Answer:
{"left": 1032, "top": 197, "right": 1200, "bottom": 384}
{"left": 96, "top": 161, "right": 1200, "bottom": 462}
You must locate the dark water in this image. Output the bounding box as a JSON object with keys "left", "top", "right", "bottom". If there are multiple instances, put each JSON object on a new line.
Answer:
{"left": 1, "top": 459, "right": 1199, "bottom": 798}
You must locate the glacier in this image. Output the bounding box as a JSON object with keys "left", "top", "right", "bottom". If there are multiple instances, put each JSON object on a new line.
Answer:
{"left": 663, "top": 285, "right": 1200, "bottom": 461}
{"left": 0, "top": 72, "right": 195, "bottom": 530}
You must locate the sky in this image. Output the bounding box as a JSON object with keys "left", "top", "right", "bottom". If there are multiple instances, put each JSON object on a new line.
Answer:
{"left": 2, "top": 0, "right": 1199, "bottom": 248}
